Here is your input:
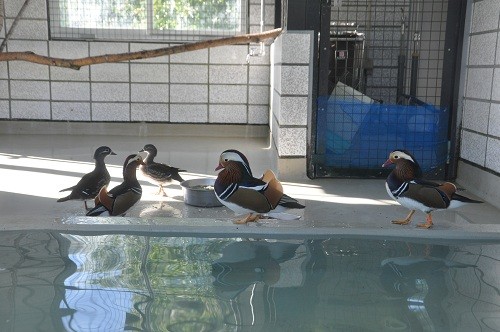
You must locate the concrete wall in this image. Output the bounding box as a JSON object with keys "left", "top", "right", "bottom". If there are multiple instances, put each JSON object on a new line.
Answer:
{"left": 0, "top": 0, "right": 274, "bottom": 125}
{"left": 270, "top": 31, "right": 313, "bottom": 179}
{"left": 457, "top": 0, "right": 500, "bottom": 208}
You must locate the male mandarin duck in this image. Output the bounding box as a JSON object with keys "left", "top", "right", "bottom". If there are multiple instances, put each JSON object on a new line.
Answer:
{"left": 214, "top": 149, "right": 305, "bottom": 224}
{"left": 57, "top": 146, "right": 116, "bottom": 210}
{"left": 382, "top": 149, "right": 482, "bottom": 229}
{"left": 86, "top": 154, "right": 144, "bottom": 216}
{"left": 139, "top": 144, "right": 186, "bottom": 196}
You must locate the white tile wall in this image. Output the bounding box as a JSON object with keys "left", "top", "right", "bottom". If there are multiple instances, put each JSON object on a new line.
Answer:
{"left": 52, "top": 102, "right": 91, "bottom": 121}
{"left": 170, "top": 84, "right": 207, "bottom": 103}
{"left": 1, "top": 0, "right": 275, "bottom": 126}
{"left": 11, "top": 100, "right": 50, "bottom": 119}
{"left": 0, "top": 80, "right": 9, "bottom": 99}
{"left": 131, "top": 103, "right": 169, "bottom": 122}
{"left": 492, "top": 69, "right": 500, "bottom": 102}
{"left": 248, "top": 105, "right": 269, "bottom": 124}
{"left": 92, "top": 83, "right": 129, "bottom": 102}
{"left": 49, "top": 41, "right": 89, "bottom": 58}
{"left": 10, "top": 81, "right": 50, "bottom": 100}
{"left": 279, "top": 97, "right": 308, "bottom": 126}
{"left": 170, "top": 64, "right": 207, "bottom": 84}
{"left": 280, "top": 66, "right": 310, "bottom": 95}
{"left": 458, "top": 0, "right": 500, "bottom": 207}
{"left": 209, "top": 65, "right": 248, "bottom": 84}
{"left": 4, "top": 0, "right": 46, "bottom": 18}
{"left": 460, "top": 130, "right": 487, "bottom": 166}
{"left": 249, "top": 66, "right": 270, "bottom": 85}
{"left": 131, "top": 84, "right": 169, "bottom": 103}
{"left": 210, "top": 46, "right": 249, "bottom": 64}
{"left": 170, "top": 49, "right": 208, "bottom": 64}
{"left": 486, "top": 138, "right": 500, "bottom": 173}
{"left": 170, "top": 104, "right": 207, "bottom": 123}
{"left": 249, "top": 85, "right": 270, "bottom": 105}
{"left": 91, "top": 63, "right": 130, "bottom": 82}
{"left": 277, "top": 126, "right": 307, "bottom": 156}
{"left": 51, "top": 82, "right": 90, "bottom": 101}
{"left": 209, "top": 104, "right": 247, "bottom": 123}
{"left": 92, "top": 103, "right": 130, "bottom": 121}
{"left": 460, "top": 0, "right": 500, "bottom": 192}
{"left": 270, "top": 32, "right": 312, "bottom": 158}
{"left": 468, "top": 33, "right": 497, "bottom": 66}
{"left": 471, "top": 0, "right": 500, "bottom": 33}
{"left": 465, "top": 68, "right": 493, "bottom": 100}
{"left": 131, "top": 64, "right": 169, "bottom": 83}
{"left": 210, "top": 85, "right": 247, "bottom": 104}
{"left": 462, "top": 100, "right": 490, "bottom": 133}
{"left": 0, "top": 62, "right": 7, "bottom": 79}
{"left": 271, "top": 89, "right": 281, "bottom": 122}
{"left": 7, "top": 40, "right": 48, "bottom": 55}
{"left": 8, "top": 62, "right": 49, "bottom": 80}
{"left": 272, "top": 64, "right": 282, "bottom": 95}
{"left": 497, "top": 33, "right": 500, "bottom": 65}
{"left": 280, "top": 33, "right": 312, "bottom": 64}
{"left": 0, "top": 100, "right": 9, "bottom": 118}
{"left": 51, "top": 66, "right": 90, "bottom": 82}
{"left": 4, "top": 19, "right": 48, "bottom": 40}
{"left": 489, "top": 103, "right": 500, "bottom": 137}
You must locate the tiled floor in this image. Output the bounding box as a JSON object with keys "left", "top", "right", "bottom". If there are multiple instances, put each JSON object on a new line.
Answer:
{"left": 1, "top": 129, "right": 500, "bottom": 241}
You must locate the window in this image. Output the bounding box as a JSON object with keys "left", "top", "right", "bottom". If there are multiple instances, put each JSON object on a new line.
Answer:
{"left": 48, "top": 0, "right": 248, "bottom": 42}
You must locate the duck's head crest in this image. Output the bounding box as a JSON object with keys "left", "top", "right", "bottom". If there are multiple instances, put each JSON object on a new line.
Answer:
{"left": 215, "top": 149, "right": 252, "bottom": 175}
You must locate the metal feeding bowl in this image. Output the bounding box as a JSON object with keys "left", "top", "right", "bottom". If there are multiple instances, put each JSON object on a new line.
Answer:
{"left": 180, "top": 178, "right": 223, "bottom": 208}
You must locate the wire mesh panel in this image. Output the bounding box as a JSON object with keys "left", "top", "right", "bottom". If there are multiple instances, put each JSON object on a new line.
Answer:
{"left": 48, "top": 0, "right": 248, "bottom": 42}
{"left": 315, "top": 0, "right": 450, "bottom": 179}
{"left": 317, "top": 97, "right": 448, "bottom": 177}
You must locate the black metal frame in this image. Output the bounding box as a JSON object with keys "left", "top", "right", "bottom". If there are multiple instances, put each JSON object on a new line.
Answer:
{"left": 300, "top": 0, "right": 467, "bottom": 180}
{"left": 440, "top": 0, "right": 467, "bottom": 180}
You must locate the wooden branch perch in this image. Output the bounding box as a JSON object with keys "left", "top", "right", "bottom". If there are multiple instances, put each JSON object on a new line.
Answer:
{"left": 0, "top": 28, "right": 282, "bottom": 70}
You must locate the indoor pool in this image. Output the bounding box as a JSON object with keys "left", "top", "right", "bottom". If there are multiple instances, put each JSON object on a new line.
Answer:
{"left": 0, "top": 231, "right": 499, "bottom": 331}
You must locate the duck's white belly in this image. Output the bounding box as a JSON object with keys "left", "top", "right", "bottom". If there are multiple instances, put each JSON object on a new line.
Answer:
{"left": 385, "top": 182, "right": 433, "bottom": 213}
{"left": 397, "top": 197, "right": 433, "bottom": 213}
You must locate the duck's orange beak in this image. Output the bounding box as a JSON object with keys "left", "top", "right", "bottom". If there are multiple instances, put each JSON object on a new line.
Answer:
{"left": 382, "top": 159, "right": 393, "bottom": 167}
{"left": 215, "top": 163, "right": 223, "bottom": 171}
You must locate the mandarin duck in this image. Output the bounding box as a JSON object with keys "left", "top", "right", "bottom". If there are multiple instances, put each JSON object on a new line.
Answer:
{"left": 382, "top": 149, "right": 482, "bottom": 229}
{"left": 139, "top": 144, "right": 186, "bottom": 196}
{"left": 86, "top": 154, "right": 144, "bottom": 216}
{"left": 57, "top": 146, "right": 116, "bottom": 210}
{"left": 214, "top": 149, "right": 305, "bottom": 224}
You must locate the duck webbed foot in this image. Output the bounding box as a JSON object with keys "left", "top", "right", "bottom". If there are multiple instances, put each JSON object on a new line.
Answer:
{"left": 234, "top": 213, "right": 261, "bottom": 224}
{"left": 417, "top": 214, "right": 433, "bottom": 229}
{"left": 391, "top": 210, "right": 416, "bottom": 225}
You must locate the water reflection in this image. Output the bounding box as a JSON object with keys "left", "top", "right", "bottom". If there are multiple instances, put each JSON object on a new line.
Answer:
{"left": 380, "top": 246, "right": 477, "bottom": 331}
{"left": 0, "top": 232, "right": 499, "bottom": 331}
{"left": 212, "top": 240, "right": 302, "bottom": 297}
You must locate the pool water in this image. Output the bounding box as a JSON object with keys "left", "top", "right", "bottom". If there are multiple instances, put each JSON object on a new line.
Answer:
{"left": 0, "top": 231, "right": 499, "bottom": 332}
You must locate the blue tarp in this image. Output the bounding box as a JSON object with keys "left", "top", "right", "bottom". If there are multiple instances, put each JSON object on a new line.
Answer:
{"left": 317, "top": 97, "right": 449, "bottom": 172}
